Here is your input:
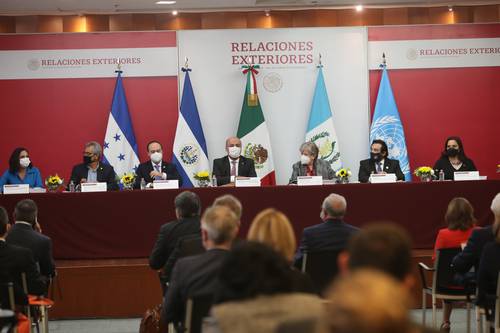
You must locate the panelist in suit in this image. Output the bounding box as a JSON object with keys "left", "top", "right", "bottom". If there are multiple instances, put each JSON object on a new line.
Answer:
{"left": 433, "top": 136, "right": 477, "bottom": 180}
{"left": 358, "top": 139, "right": 405, "bottom": 183}
{"left": 289, "top": 142, "right": 335, "bottom": 184}
{"left": 0, "top": 147, "right": 43, "bottom": 192}
{"left": 134, "top": 140, "right": 182, "bottom": 188}
{"left": 6, "top": 199, "right": 55, "bottom": 281}
{"left": 69, "top": 141, "right": 118, "bottom": 191}
{"left": 212, "top": 136, "right": 257, "bottom": 186}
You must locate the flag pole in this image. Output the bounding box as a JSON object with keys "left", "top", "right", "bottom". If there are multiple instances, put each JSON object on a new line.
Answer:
{"left": 318, "top": 53, "right": 323, "bottom": 68}
{"left": 115, "top": 63, "right": 122, "bottom": 74}
{"left": 380, "top": 52, "right": 387, "bottom": 69}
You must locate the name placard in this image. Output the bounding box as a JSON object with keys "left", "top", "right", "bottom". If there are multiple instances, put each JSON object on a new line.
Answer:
{"left": 81, "top": 182, "right": 107, "bottom": 192}
{"left": 369, "top": 173, "right": 397, "bottom": 184}
{"left": 235, "top": 177, "right": 261, "bottom": 187}
{"left": 297, "top": 176, "right": 323, "bottom": 186}
{"left": 153, "top": 180, "right": 179, "bottom": 190}
{"left": 454, "top": 171, "right": 480, "bottom": 181}
{"left": 3, "top": 184, "right": 30, "bottom": 194}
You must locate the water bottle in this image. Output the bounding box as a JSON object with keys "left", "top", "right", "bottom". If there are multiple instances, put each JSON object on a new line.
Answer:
{"left": 69, "top": 180, "right": 75, "bottom": 193}
{"left": 438, "top": 169, "right": 445, "bottom": 181}
{"left": 140, "top": 178, "right": 146, "bottom": 190}
{"left": 211, "top": 175, "right": 217, "bottom": 187}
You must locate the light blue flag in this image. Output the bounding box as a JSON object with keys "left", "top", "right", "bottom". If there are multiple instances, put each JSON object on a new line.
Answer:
{"left": 305, "top": 66, "right": 342, "bottom": 171}
{"left": 370, "top": 67, "right": 411, "bottom": 181}
{"left": 172, "top": 68, "right": 210, "bottom": 187}
{"left": 103, "top": 71, "right": 140, "bottom": 178}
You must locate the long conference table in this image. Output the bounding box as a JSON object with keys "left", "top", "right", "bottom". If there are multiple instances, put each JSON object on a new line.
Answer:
{"left": 0, "top": 180, "right": 499, "bottom": 260}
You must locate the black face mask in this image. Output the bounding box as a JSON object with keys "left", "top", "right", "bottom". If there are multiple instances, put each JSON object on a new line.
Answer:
{"left": 83, "top": 155, "right": 93, "bottom": 165}
{"left": 370, "top": 153, "right": 382, "bottom": 162}
{"left": 446, "top": 148, "right": 459, "bottom": 157}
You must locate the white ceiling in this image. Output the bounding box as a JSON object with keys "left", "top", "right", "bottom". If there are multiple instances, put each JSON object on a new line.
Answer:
{"left": 0, "top": 0, "right": 499, "bottom": 15}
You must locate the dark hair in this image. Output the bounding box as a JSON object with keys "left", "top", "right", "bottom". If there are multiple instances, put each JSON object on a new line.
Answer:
{"left": 14, "top": 199, "right": 38, "bottom": 225}
{"left": 445, "top": 197, "right": 476, "bottom": 231}
{"left": 347, "top": 223, "right": 412, "bottom": 282}
{"left": 174, "top": 191, "right": 201, "bottom": 218}
{"left": 8, "top": 147, "right": 31, "bottom": 173}
{"left": 371, "top": 140, "right": 388, "bottom": 157}
{"left": 146, "top": 140, "right": 162, "bottom": 152}
{"left": 214, "top": 241, "right": 294, "bottom": 304}
{"left": 0, "top": 206, "right": 8, "bottom": 236}
{"left": 441, "top": 136, "right": 468, "bottom": 162}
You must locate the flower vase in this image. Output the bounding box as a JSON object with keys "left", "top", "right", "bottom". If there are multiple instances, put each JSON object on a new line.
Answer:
{"left": 420, "top": 174, "right": 432, "bottom": 182}
{"left": 123, "top": 183, "right": 134, "bottom": 191}
{"left": 47, "top": 185, "right": 59, "bottom": 193}
{"left": 341, "top": 177, "right": 350, "bottom": 184}
{"left": 197, "top": 179, "right": 210, "bottom": 188}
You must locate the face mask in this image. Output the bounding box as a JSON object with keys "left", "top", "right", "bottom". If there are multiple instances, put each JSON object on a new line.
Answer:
{"left": 19, "top": 157, "right": 31, "bottom": 168}
{"left": 83, "top": 155, "right": 93, "bottom": 165}
{"left": 228, "top": 147, "right": 241, "bottom": 159}
{"left": 151, "top": 152, "right": 163, "bottom": 163}
{"left": 446, "top": 148, "right": 459, "bottom": 157}
{"left": 300, "top": 154, "right": 311, "bottom": 165}
{"left": 370, "top": 152, "right": 382, "bottom": 162}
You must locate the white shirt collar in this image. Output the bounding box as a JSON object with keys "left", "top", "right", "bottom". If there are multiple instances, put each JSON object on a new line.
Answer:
{"left": 15, "top": 221, "right": 33, "bottom": 227}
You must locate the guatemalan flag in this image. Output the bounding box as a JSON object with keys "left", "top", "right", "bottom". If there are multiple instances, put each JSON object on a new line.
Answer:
{"left": 103, "top": 70, "right": 140, "bottom": 178}
{"left": 172, "top": 67, "right": 210, "bottom": 188}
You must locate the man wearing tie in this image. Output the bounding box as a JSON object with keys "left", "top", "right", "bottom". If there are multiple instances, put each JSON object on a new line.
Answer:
{"left": 358, "top": 139, "right": 405, "bottom": 183}
{"left": 212, "top": 136, "right": 257, "bottom": 186}
{"left": 134, "top": 140, "right": 182, "bottom": 188}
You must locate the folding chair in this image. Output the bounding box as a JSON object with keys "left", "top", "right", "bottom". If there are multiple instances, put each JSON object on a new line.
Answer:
{"left": 21, "top": 274, "right": 53, "bottom": 333}
{"left": 301, "top": 250, "right": 342, "bottom": 296}
{"left": 184, "top": 294, "right": 213, "bottom": 333}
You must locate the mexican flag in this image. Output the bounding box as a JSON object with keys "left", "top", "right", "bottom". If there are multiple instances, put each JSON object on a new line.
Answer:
{"left": 236, "top": 65, "right": 276, "bottom": 186}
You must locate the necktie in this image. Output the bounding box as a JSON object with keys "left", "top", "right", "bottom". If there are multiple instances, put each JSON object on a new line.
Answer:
{"left": 154, "top": 164, "right": 162, "bottom": 180}
{"left": 230, "top": 160, "right": 237, "bottom": 177}
{"left": 376, "top": 162, "right": 382, "bottom": 173}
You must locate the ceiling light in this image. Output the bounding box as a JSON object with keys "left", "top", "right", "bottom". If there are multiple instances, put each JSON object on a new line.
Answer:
{"left": 172, "top": 10, "right": 178, "bottom": 15}
{"left": 355, "top": 5, "right": 363, "bottom": 12}
{"left": 448, "top": 6, "right": 453, "bottom": 12}
{"left": 156, "top": 1, "right": 176, "bottom": 4}
{"left": 264, "top": 10, "right": 270, "bottom": 17}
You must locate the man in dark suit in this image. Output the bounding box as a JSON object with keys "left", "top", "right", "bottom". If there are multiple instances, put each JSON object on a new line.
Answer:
{"left": 134, "top": 140, "right": 182, "bottom": 189}
{"left": 212, "top": 136, "right": 257, "bottom": 186}
{"left": 6, "top": 199, "right": 55, "bottom": 280}
{"left": 69, "top": 141, "right": 118, "bottom": 190}
{"left": 358, "top": 139, "right": 405, "bottom": 183}
{"left": 162, "top": 205, "right": 239, "bottom": 328}
{"left": 0, "top": 206, "right": 46, "bottom": 307}
{"left": 149, "top": 191, "right": 201, "bottom": 293}
{"left": 294, "top": 193, "right": 359, "bottom": 268}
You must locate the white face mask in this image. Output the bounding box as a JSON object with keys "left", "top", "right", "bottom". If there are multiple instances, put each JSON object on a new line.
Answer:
{"left": 150, "top": 152, "right": 162, "bottom": 164}
{"left": 228, "top": 146, "right": 241, "bottom": 159}
{"left": 19, "top": 157, "right": 31, "bottom": 168}
{"left": 300, "top": 154, "right": 311, "bottom": 165}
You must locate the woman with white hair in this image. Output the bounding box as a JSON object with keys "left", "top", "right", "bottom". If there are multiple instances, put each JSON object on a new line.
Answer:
{"left": 289, "top": 142, "right": 335, "bottom": 184}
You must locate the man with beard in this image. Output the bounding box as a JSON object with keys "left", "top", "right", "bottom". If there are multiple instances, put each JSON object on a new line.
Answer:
{"left": 358, "top": 139, "right": 404, "bottom": 183}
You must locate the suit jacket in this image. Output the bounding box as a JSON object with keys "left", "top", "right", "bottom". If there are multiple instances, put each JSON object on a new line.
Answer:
{"left": 289, "top": 158, "right": 335, "bottom": 184}
{"left": 134, "top": 160, "right": 182, "bottom": 189}
{"left": 163, "top": 248, "right": 228, "bottom": 324}
{"left": 452, "top": 226, "right": 494, "bottom": 275}
{"left": 294, "top": 219, "right": 359, "bottom": 267}
{"left": 69, "top": 162, "right": 118, "bottom": 191}
{"left": 476, "top": 242, "right": 500, "bottom": 311}
{"left": 0, "top": 241, "right": 46, "bottom": 307}
{"left": 6, "top": 223, "right": 55, "bottom": 278}
{"left": 212, "top": 156, "right": 257, "bottom": 186}
{"left": 358, "top": 158, "right": 405, "bottom": 183}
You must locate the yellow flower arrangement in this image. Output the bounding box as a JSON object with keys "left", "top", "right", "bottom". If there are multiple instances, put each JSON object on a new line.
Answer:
{"left": 414, "top": 166, "right": 434, "bottom": 177}
{"left": 45, "top": 174, "right": 63, "bottom": 186}
{"left": 335, "top": 168, "right": 352, "bottom": 178}
{"left": 193, "top": 171, "right": 210, "bottom": 181}
{"left": 120, "top": 173, "right": 136, "bottom": 187}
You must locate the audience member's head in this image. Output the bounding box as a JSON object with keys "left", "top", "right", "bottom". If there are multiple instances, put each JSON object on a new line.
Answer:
{"left": 491, "top": 193, "right": 500, "bottom": 242}
{"left": 247, "top": 208, "right": 296, "bottom": 262}
{"left": 201, "top": 205, "right": 239, "bottom": 249}
{"left": 340, "top": 223, "right": 413, "bottom": 288}
{"left": 445, "top": 197, "right": 476, "bottom": 231}
{"left": 325, "top": 269, "right": 413, "bottom": 333}
{"left": 321, "top": 193, "right": 347, "bottom": 220}
{"left": 213, "top": 195, "right": 242, "bottom": 221}
{"left": 14, "top": 199, "right": 38, "bottom": 226}
{"left": 214, "top": 241, "right": 294, "bottom": 304}
{"left": 0, "top": 206, "right": 9, "bottom": 237}
{"left": 174, "top": 191, "right": 201, "bottom": 219}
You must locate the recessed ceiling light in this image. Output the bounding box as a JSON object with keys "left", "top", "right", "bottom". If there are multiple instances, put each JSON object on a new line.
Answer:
{"left": 448, "top": 6, "right": 453, "bottom": 12}
{"left": 355, "top": 5, "right": 363, "bottom": 12}
{"left": 264, "top": 9, "right": 270, "bottom": 17}
{"left": 172, "top": 10, "right": 178, "bottom": 15}
{"left": 156, "top": 1, "right": 176, "bottom": 4}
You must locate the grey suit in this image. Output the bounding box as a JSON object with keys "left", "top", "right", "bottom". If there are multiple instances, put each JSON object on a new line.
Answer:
{"left": 289, "top": 158, "right": 335, "bottom": 184}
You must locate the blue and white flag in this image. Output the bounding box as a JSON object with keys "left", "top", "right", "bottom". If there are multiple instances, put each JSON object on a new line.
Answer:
{"left": 370, "top": 67, "right": 411, "bottom": 181}
{"left": 305, "top": 66, "right": 342, "bottom": 171}
{"left": 172, "top": 68, "right": 210, "bottom": 188}
{"left": 103, "top": 71, "right": 140, "bottom": 178}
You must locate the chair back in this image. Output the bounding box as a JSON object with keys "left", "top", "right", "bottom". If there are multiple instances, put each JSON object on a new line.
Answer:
{"left": 184, "top": 294, "right": 213, "bottom": 333}
{"left": 275, "top": 318, "right": 317, "bottom": 333}
{"left": 434, "top": 248, "right": 465, "bottom": 294}
{"left": 302, "top": 250, "right": 342, "bottom": 295}
{"left": 178, "top": 236, "right": 205, "bottom": 259}
{"left": 495, "top": 272, "right": 500, "bottom": 330}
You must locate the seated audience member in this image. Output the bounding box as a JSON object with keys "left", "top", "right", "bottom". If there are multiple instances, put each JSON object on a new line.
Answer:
{"left": 149, "top": 191, "right": 201, "bottom": 292}
{"left": 162, "top": 205, "right": 239, "bottom": 328}
{"left": 0, "top": 206, "right": 46, "bottom": 307}
{"left": 248, "top": 208, "right": 314, "bottom": 293}
{"left": 358, "top": 139, "right": 405, "bottom": 183}
{"left": 289, "top": 142, "right": 335, "bottom": 184}
{"left": 294, "top": 193, "right": 359, "bottom": 268}
{"left": 326, "top": 269, "right": 414, "bottom": 333}
{"left": 0, "top": 147, "right": 43, "bottom": 192}
{"left": 134, "top": 140, "right": 182, "bottom": 188}
{"left": 69, "top": 141, "right": 118, "bottom": 191}
{"left": 432, "top": 197, "right": 477, "bottom": 331}
{"left": 213, "top": 195, "right": 242, "bottom": 221}
{"left": 433, "top": 136, "right": 477, "bottom": 181}
{"left": 477, "top": 193, "right": 500, "bottom": 321}
{"left": 210, "top": 242, "right": 326, "bottom": 333}
{"left": 212, "top": 136, "right": 256, "bottom": 186}
{"left": 6, "top": 199, "right": 55, "bottom": 280}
